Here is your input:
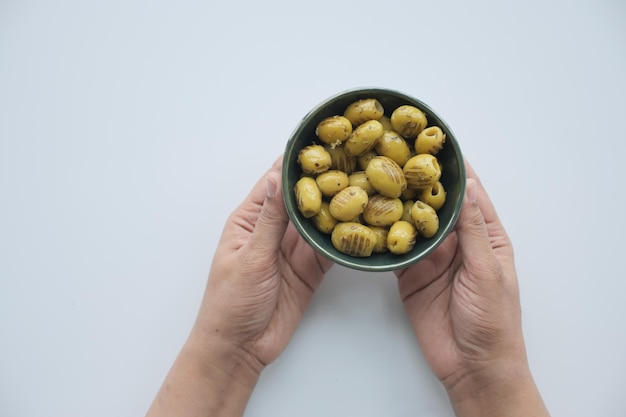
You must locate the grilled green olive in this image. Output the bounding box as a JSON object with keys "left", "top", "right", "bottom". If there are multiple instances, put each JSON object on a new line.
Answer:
{"left": 378, "top": 115, "right": 393, "bottom": 132}
{"left": 418, "top": 181, "right": 446, "bottom": 210}
{"left": 403, "top": 154, "right": 442, "bottom": 190}
{"left": 363, "top": 194, "right": 404, "bottom": 226}
{"left": 401, "top": 199, "right": 414, "bottom": 222}
{"left": 387, "top": 220, "right": 417, "bottom": 255}
{"left": 344, "top": 120, "right": 384, "bottom": 157}
{"left": 311, "top": 201, "right": 338, "bottom": 234}
{"left": 348, "top": 171, "right": 377, "bottom": 196}
{"left": 315, "top": 170, "right": 349, "bottom": 197}
{"left": 357, "top": 150, "right": 377, "bottom": 171}
{"left": 316, "top": 115, "right": 353, "bottom": 147}
{"left": 343, "top": 98, "right": 384, "bottom": 127}
{"left": 365, "top": 156, "right": 407, "bottom": 198}
{"left": 331, "top": 222, "right": 377, "bottom": 257}
{"left": 375, "top": 130, "right": 411, "bottom": 167}
{"left": 411, "top": 201, "right": 439, "bottom": 238}
{"left": 294, "top": 177, "right": 322, "bottom": 218}
{"left": 298, "top": 144, "right": 332, "bottom": 175}
{"left": 390, "top": 105, "right": 427, "bottom": 139}
{"left": 329, "top": 186, "right": 369, "bottom": 222}
{"left": 415, "top": 126, "right": 446, "bottom": 155}
{"left": 326, "top": 146, "right": 357, "bottom": 175}
{"left": 370, "top": 225, "right": 390, "bottom": 253}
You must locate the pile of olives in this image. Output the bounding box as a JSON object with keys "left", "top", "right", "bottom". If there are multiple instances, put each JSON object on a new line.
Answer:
{"left": 294, "top": 98, "right": 447, "bottom": 258}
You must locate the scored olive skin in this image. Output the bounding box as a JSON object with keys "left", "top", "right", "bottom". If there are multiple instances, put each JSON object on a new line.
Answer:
{"left": 331, "top": 222, "right": 377, "bottom": 257}
{"left": 329, "top": 185, "right": 369, "bottom": 222}
{"left": 294, "top": 177, "right": 322, "bottom": 218}
{"left": 411, "top": 200, "right": 439, "bottom": 238}
{"left": 343, "top": 98, "right": 384, "bottom": 127}
{"left": 415, "top": 126, "right": 446, "bottom": 155}
{"left": 363, "top": 194, "right": 404, "bottom": 227}
{"left": 375, "top": 130, "right": 411, "bottom": 167}
{"left": 297, "top": 144, "right": 332, "bottom": 175}
{"left": 387, "top": 220, "right": 417, "bottom": 255}
{"left": 403, "top": 153, "right": 442, "bottom": 190}
{"left": 315, "top": 170, "right": 349, "bottom": 197}
{"left": 326, "top": 146, "right": 357, "bottom": 175}
{"left": 311, "top": 201, "right": 338, "bottom": 234}
{"left": 418, "top": 181, "right": 446, "bottom": 211}
{"left": 390, "top": 105, "right": 428, "bottom": 139}
{"left": 365, "top": 156, "right": 407, "bottom": 198}
{"left": 316, "top": 115, "right": 353, "bottom": 147}
{"left": 344, "top": 120, "right": 384, "bottom": 157}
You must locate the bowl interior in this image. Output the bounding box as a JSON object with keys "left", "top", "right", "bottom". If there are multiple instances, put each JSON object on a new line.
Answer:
{"left": 282, "top": 87, "right": 466, "bottom": 272}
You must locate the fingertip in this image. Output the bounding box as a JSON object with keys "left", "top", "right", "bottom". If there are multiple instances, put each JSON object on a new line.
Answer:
{"left": 466, "top": 178, "right": 478, "bottom": 205}
{"left": 266, "top": 173, "right": 278, "bottom": 198}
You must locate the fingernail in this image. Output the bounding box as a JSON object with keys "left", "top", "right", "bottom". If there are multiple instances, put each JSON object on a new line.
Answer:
{"left": 266, "top": 176, "right": 277, "bottom": 198}
{"left": 467, "top": 179, "right": 477, "bottom": 205}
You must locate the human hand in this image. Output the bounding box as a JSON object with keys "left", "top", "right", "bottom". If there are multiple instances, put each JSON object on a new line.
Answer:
{"left": 147, "top": 156, "right": 333, "bottom": 417}
{"left": 197, "top": 155, "right": 333, "bottom": 368}
{"left": 396, "top": 162, "right": 549, "bottom": 416}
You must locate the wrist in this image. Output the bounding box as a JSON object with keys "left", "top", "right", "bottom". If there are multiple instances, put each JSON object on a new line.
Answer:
{"left": 186, "top": 324, "right": 263, "bottom": 389}
{"left": 147, "top": 327, "right": 263, "bottom": 417}
{"left": 445, "top": 361, "right": 550, "bottom": 417}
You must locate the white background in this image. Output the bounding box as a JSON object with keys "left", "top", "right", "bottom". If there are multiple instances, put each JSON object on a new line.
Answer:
{"left": 1, "top": 1, "right": 625, "bottom": 416}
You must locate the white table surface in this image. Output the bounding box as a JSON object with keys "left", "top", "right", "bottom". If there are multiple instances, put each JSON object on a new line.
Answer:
{"left": 1, "top": 1, "right": 625, "bottom": 416}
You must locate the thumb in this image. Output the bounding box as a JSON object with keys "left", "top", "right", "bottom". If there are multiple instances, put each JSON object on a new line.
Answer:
{"left": 456, "top": 178, "right": 501, "bottom": 277}
{"left": 246, "top": 169, "right": 289, "bottom": 257}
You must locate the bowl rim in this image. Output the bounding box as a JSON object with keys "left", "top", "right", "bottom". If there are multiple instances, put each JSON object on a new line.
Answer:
{"left": 282, "top": 86, "right": 466, "bottom": 272}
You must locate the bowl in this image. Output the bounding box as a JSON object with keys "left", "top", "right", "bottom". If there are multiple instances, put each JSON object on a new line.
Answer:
{"left": 282, "top": 87, "right": 466, "bottom": 272}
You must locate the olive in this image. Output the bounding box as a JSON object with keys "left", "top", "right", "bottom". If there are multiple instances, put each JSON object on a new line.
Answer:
{"left": 329, "top": 186, "right": 369, "bottom": 222}
{"left": 411, "top": 201, "right": 439, "bottom": 238}
{"left": 297, "top": 144, "right": 332, "bottom": 175}
{"left": 375, "top": 130, "right": 411, "bottom": 167}
{"left": 331, "top": 222, "right": 377, "bottom": 257}
{"left": 344, "top": 120, "right": 384, "bottom": 157}
{"left": 316, "top": 115, "right": 353, "bottom": 147}
{"left": 311, "top": 201, "right": 338, "bottom": 234}
{"left": 348, "top": 171, "right": 377, "bottom": 196}
{"left": 363, "top": 194, "right": 404, "bottom": 227}
{"left": 343, "top": 98, "right": 384, "bottom": 127}
{"left": 387, "top": 220, "right": 417, "bottom": 255}
{"left": 415, "top": 126, "right": 446, "bottom": 155}
{"left": 390, "top": 105, "right": 427, "bottom": 139}
{"left": 365, "top": 156, "right": 407, "bottom": 198}
{"left": 378, "top": 115, "right": 393, "bottom": 131}
{"left": 369, "top": 225, "right": 390, "bottom": 253}
{"left": 357, "top": 150, "right": 377, "bottom": 171}
{"left": 403, "top": 154, "right": 441, "bottom": 190}
{"left": 326, "top": 146, "right": 357, "bottom": 175}
{"left": 401, "top": 199, "right": 415, "bottom": 222}
{"left": 294, "top": 177, "right": 322, "bottom": 218}
{"left": 418, "top": 181, "right": 446, "bottom": 211}
{"left": 315, "top": 170, "right": 349, "bottom": 197}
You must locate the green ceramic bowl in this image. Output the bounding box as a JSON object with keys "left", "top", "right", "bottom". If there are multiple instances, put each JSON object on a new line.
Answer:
{"left": 282, "top": 87, "right": 466, "bottom": 272}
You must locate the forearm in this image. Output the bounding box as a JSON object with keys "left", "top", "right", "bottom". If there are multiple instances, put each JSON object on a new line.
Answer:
{"left": 447, "top": 364, "right": 550, "bottom": 417}
{"left": 146, "top": 330, "right": 261, "bottom": 417}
